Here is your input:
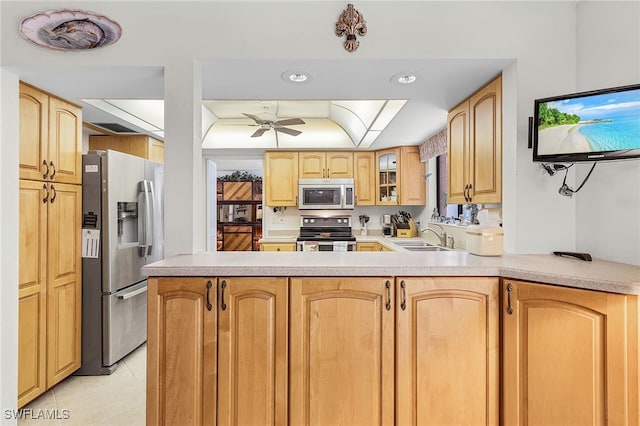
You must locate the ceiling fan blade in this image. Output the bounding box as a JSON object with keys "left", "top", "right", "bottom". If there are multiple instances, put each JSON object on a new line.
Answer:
{"left": 275, "top": 118, "right": 305, "bottom": 126}
{"left": 276, "top": 127, "right": 302, "bottom": 137}
{"left": 250, "top": 128, "right": 269, "bottom": 138}
{"left": 242, "top": 113, "right": 265, "bottom": 124}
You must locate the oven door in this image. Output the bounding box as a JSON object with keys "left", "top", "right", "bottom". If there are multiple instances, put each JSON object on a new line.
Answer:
{"left": 297, "top": 240, "right": 356, "bottom": 251}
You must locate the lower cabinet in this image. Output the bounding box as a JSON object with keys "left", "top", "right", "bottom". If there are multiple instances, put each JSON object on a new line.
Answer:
{"left": 289, "top": 277, "right": 395, "bottom": 426}
{"left": 147, "top": 276, "right": 638, "bottom": 426}
{"left": 502, "top": 279, "right": 637, "bottom": 426}
{"left": 147, "top": 277, "right": 288, "bottom": 426}
{"left": 396, "top": 277, "right": 499, "bottom": 426}
{"left": 260, "top": 242, "right": 297, "bottom": 252}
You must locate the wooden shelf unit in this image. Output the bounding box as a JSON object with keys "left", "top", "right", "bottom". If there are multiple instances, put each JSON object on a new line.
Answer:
{"left": 216, "top": 181, "right": 263, "bottom": 251}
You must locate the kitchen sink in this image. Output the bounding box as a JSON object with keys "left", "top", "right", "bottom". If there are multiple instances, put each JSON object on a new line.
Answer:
{"left": 402, "top": 245, "right": 449, "bottom": 251}
{"left": 390, "top": 239, "right": 450, "bottom": 251}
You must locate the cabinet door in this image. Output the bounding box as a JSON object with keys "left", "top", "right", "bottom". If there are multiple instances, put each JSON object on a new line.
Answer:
{"left": 217, "top": 278, "right": 288, "bottom": 426}
{"left": 396, "top": 277, "right": 499, "bottom": 426}
{"left": 503, "top": 280, "right": 632, "bottom": 425}
{"left": 46, "top": 183, "right": 82, "bottom": 387}
{"left": 325, "top": 152, "right": 353, "bottom": 178}
{"left": 376, "top": 149, "right": 399, "bottom": 205}
{"left": 264, "top": 152, "right": 298, "bottom": 206}
{"left": 147, "top": 278, "right": 217, "bottom": 426}
{"left": 447, "top": 101, "right": 469, "bottom": 204}
{"left": 399, "top": 146, "right": 426, "bottom": 205}
{"left": 290, "top": 277, "right": 394, "bottom": 426}
{"left": 469, "top": 76, "right": 501, "bottom": 203}
{"left": 354, "top": 151, "right": 375, "bottom": 205}
{"left": 260, "top": 243, "right": 296, "bottom": 252}
{"left": 298, "top": 152, "right": 326, "bottom": 179}
{"left": 148, "top": 138, "right": 165, "bottom": 163}
{"left": 18, "top": 180, "right": 48, "bottom": 407}
{"left": 19, "top": 83, "right": 49, "bottom": 181}
{"left": 49, "top": 96, "right": 82, "bottom": 184}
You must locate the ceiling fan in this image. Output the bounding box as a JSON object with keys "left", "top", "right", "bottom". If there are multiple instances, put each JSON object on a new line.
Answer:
{"left": 242, "top": 112, "right": 305, "bottom": 138}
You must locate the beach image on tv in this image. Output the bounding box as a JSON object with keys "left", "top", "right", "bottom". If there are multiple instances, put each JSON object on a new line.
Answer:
{"left": 537, "top": 88, "right": 640, "bottom": 155}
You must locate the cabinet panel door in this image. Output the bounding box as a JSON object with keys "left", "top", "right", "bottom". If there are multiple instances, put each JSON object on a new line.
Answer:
{"left": 217, "top": 278, "right": 288, "bottom": 426}
{"left": 19, "top": 83, "right": 49, "bottom": 181}
{"left": 396, "top": 277, "right": 499, "bottom": 426}
{"left": 447, "top": 102, "right": 469, "bottom": 204}
{"left": 18, "top": 180, "right": 47, "bottom": 407}
{"left": 147, "top": 278, "right": 217, "bottom": 426}
{"left": 49, "top": 97, "right": 82, "bottom": 184}
{"left": 469, "top": 76, "right": 502, "bottom": 203}
{"left": 354, "top": 152, "right": 375, "bottom": 205}
{"left": 503, "top": 280, "right": 631, "bottom": 426}
{"left": 299, "top": 152, "right": 326, "bottom": 179}
{"left": 264, "top": 152, "right": 298, "bottom": 206}
{"left": 326, "top": 152, "right": 353, "bottom": 178}
{"left": 46, "top": 183, "right": 82, "bottom": 387}
{"left": 290, "top": 277, "right": 394, "bottom": 426}
{"left": 399, "top": 146, "right": 425, "bottom": 205}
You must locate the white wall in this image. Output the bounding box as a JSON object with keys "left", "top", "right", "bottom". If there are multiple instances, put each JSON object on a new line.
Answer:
{"left": 574, "top": 1, "right": 640, "bottom": 265}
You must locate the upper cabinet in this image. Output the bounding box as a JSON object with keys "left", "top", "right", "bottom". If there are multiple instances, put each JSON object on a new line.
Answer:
{"left": 264, "top": 151, "right": 298, "bottom": 206}
{"left": 447, "top": 75, "right": 502, "bottom": 204}
{"left": 354, "top": 151, "right": 376, "bottom": 205}
{"left": 88, "top": 135, "right": 164, "bottom": 163}
{"left": 299, "top": 151, "right": 353, "bottom": 179}
{"left": 19, "top": 82, "right": 82, "bottom": 184}
{"left": 375, "top": 146, "right": 425, "bottom": 206}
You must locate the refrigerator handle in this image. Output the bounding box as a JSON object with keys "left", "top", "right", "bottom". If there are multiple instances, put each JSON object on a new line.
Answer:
{"left": 138, "top": 180, "right": 152, "bottom": 257}
{"left": 146, "top": 180, "right": 155, "bottom": 256}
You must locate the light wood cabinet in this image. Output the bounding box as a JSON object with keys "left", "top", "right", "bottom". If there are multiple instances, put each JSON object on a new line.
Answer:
{"left": 18, "top": 82, "right": 82, "bottom": 408}
{"left": 18, "top": 180, "right": 47, "bottom": 408}
{"left": 264, "top": 151, "right": 298, "bottom": 206}
{"left": 396, "top": 277, "right": 499, "bottom": 426}
{"left": 298, "top": 151, "right": 353, "bottom": 179}
{"left": 289, "top": 277, "right": 395, "bottom": 426}
{"left": 502, "top": 279, "right": 636, "bottom": 425}
{"left": 376, "top": 146, "right": 425, "bottom": 205}
{"left": 147, "top": 277, "right": 217, "bottom": 426}
{"left": 356, "top": 241, "right": 388, "bottom": 251}
{"left": 88, "top": 134, "right": 164, "bottom": 163}
{"left": 217, "top": 278, "right": 288, "bottom": 426}
{"left": 260, "top": 242, "right": 297, "bottom": 251}
{"left": 147, "top": 277, "right": 288, "bottom": 426}
{"left": 354, "top": 151, "right": 376, "bottom": 205}
{"left": 447, "top": 75, "right": 502, "bottom": 204}
{"left": 18, "top": 181, "right": 82, "bottom": 406}
{"left": 19, "top": 82, "right": 82, "bottom": 184}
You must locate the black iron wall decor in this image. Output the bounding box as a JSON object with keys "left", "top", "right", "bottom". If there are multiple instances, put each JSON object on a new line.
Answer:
{"left": 335, "top": 4, "right": 367, "bottom": 52}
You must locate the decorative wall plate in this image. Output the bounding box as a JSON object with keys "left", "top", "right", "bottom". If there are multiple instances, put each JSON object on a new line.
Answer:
{"left": 19, "top": 9, "right": 121, "bottom": 51}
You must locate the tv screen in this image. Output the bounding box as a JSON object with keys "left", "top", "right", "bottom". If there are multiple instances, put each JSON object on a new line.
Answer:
{"left": 533, "top": 83, "right": 640, "bottom": 163}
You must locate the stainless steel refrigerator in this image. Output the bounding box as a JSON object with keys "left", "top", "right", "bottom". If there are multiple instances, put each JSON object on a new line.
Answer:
{"left": 76, "top": 150, "right": 164, "bottom": 375}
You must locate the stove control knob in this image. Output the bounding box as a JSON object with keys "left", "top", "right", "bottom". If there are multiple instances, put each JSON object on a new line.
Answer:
{"left": 337, "top": 218, "right": 343, "bottom": 223}
{"left": 309, "top": 219, "right": 315, "bottom": 223}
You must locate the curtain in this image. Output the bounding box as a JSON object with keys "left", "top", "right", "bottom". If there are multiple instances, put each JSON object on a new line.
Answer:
{"left": 419, "top": 128, "right": 447, "bottom": 162}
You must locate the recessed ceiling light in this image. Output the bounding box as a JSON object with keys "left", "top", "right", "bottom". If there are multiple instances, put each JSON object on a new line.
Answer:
{"left": 390, "top": 71, "right": 419, "bottom": 86}
{"left": 397, "top": 74, "right": 416, "bottom": 84}
{"left": 281, "top": 70, "right": 313, "bottom": 84}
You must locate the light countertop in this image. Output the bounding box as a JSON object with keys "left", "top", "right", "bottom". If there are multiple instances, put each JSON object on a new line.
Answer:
{"left": 143, "top": 250, "right": 640, "bottom": 295}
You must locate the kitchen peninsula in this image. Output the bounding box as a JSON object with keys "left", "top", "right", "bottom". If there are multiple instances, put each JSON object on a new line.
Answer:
{"left": 144, "top": 251, "right": 639, "bottom": 426}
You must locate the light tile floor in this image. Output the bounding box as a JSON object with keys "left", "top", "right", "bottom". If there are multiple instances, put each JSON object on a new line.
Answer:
{"left": 19, "top": 344, "right": 146, "bottom": 426}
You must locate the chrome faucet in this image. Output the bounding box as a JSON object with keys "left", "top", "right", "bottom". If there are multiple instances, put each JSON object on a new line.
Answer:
{"left": 419, "top": 224, "right": 454, "bottom": 248}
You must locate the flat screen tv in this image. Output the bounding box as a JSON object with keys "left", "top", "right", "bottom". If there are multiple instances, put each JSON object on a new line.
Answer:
{"left": 533, "top": 83, "right": 640, "bottom": 163}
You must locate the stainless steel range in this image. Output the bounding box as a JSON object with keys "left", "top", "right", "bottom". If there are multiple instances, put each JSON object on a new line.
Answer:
{"left": 296, "top": 214, "right": 356, "bottom": 251}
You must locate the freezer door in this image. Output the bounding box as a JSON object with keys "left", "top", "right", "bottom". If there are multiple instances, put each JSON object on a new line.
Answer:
{"left": 102, "top": 280, "right": 147, "bottom": 368}
{"left": 103, "top": 151, "right": 146, "bottom": 293}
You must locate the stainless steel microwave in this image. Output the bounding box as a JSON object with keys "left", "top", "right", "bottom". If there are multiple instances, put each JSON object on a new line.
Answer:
{"left": 298, "top": 178, "right": 354, "bottom": 210}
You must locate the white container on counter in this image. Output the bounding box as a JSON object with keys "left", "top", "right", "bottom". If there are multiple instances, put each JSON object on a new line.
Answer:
{"left": 466, "top": 225, "right": 503, "bottom": 256}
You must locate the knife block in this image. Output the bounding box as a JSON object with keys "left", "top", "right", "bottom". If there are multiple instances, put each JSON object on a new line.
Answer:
{"left": 395, "top": 219, "right": 418, "bottom": 238}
